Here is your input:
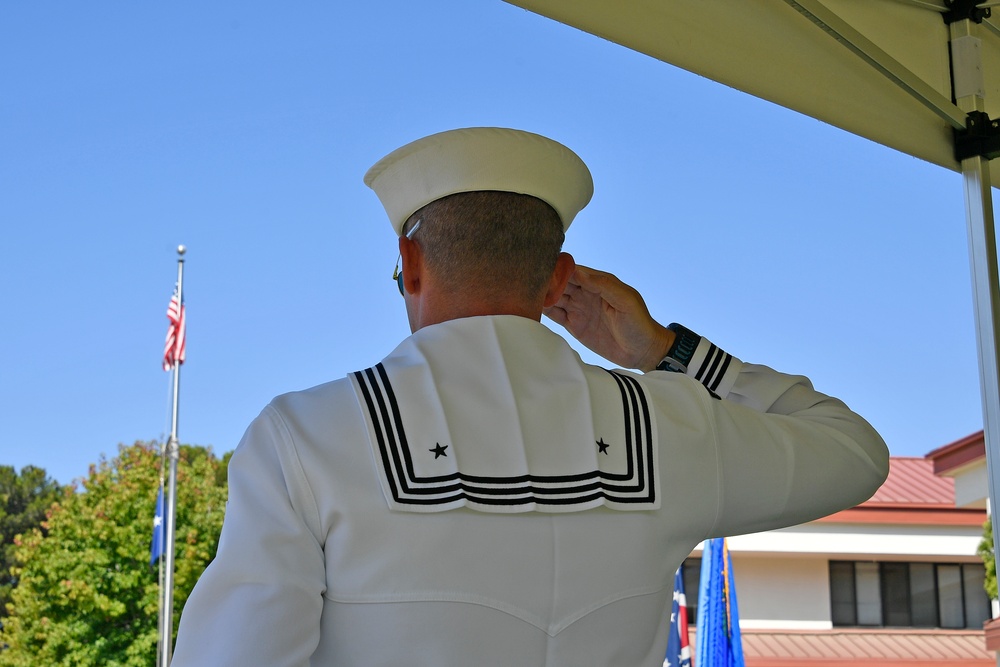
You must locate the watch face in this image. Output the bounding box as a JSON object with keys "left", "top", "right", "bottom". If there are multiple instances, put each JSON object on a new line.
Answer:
{"left": 670, "top": 330, "right": 699, "bottom": 367}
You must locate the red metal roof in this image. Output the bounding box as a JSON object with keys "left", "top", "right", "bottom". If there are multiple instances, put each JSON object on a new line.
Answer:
{"left": 928, "top": 431, "right": 987, "bottom": 477}
{"left": 740, "top": 628, "right": 994, "bottom": 666}
{"left": 865, "top": 457, "right": 955, "bottom": 506}
{"left": 684, "top": 628, "right": 994, "bottom": 666}
{"left": 815, "top": 456, "right": 986, "bottom": 526}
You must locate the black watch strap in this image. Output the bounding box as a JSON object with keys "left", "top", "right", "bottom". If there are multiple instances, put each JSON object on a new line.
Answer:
{"left": 655, "top": 323, "right": 701, "bottom": 374}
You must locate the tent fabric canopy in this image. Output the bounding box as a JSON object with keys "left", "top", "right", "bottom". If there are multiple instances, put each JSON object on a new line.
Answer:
{"left": 502, "top": 0, "right": 1000, "bottom": 568}
{"left": 504, "top": 0, "right": 1000, "bottom": 187}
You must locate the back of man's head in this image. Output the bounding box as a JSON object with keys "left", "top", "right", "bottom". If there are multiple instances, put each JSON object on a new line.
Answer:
{"left": 366, "top": 127, "right": 592, "bottom": 318}
{"left": 403, "top": 191, "right": 564, "bottom": 303}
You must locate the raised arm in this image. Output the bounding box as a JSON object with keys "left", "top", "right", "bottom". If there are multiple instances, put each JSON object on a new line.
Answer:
{"left": 546, "top": 264, "right": 889, "bottom": 534}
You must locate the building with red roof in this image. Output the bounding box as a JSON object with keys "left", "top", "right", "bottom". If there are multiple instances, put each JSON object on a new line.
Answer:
{"left": 677, "top": 432, "right": 995, "bottom": 666}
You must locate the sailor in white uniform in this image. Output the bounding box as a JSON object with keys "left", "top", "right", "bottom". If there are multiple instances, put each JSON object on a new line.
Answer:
{"left": 171, "top": 127, "right": 888, "bottom": 667}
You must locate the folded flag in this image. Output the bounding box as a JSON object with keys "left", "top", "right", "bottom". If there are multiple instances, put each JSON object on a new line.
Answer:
{"left": 696, "top": 538, "right": 744, "bottom": 667}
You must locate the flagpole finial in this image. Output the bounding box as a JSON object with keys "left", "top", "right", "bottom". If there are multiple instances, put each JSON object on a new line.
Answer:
{"left": 177, "top": 245, "right": 187, "bottom": 256}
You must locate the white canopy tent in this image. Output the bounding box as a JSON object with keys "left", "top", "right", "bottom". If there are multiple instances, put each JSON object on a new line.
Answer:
{"left": 505, "top": 0, "right": 1000, "bottom": 548}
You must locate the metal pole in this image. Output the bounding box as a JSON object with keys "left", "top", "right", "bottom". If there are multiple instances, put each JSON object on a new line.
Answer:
{"left": 159, "top": 245, "right": 185, "bottom": 667}
{"left": 950, "top": 20, "right": 1000, "bottom": 564}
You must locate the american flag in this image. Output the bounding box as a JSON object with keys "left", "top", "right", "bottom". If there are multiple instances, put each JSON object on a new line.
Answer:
{"left": 162, "top": 284, "right": 186, "bottom": 371}
{"left": 666, "top": 567, "right": 693, "bottom": 667}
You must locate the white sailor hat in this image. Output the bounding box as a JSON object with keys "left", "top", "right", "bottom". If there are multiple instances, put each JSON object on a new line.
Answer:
{"left": 364, "top": 127, "right": 594, "bottom": 236}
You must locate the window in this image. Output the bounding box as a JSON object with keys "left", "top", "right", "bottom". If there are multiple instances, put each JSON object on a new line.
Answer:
{"left": 829, "top": 561, "right": 857, "bottom": 625}
{"left": 680, "top": 558, "right": 700, "bottom": 625}
{"left": 829, "top": 561, "right": 990, "bottom": 629}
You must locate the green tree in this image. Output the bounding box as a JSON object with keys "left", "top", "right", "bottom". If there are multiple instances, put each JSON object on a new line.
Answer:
{"left": 0, "top": 465, "right": 63, "bottom": 617}
{"left": 979, "top": 516, "right": 997, "bottom": 599}
{"left": 0, "top": 442, "right": 228, "bottom": 667}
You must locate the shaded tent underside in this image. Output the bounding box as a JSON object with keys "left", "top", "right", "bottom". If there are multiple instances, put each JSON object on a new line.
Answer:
{"left": 505, "top": 0, "right": 1000, "bottom": 187}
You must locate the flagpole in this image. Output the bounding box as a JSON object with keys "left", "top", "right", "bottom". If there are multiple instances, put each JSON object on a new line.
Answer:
{"left": 159, "top": 245, "right": 185, "bottom": 667}
{"left": 155, "top": 466, "right": 167, "bottom": 666}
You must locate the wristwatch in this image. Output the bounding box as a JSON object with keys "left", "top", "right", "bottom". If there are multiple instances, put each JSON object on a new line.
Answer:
{"left": 656, "top": 323, "right": 701, "bottom": 374}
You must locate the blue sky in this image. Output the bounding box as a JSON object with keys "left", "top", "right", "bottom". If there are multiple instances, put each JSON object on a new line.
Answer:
{"left": 1, "top": 1, "right": 983, "bottom": 485}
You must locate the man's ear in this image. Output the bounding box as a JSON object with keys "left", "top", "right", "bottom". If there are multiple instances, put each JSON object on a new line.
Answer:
{"left": 543, "top": 252, "right": 576, "bottom": 308}
{"left": 399, "top": 235, "right": 422, "bottom": 295}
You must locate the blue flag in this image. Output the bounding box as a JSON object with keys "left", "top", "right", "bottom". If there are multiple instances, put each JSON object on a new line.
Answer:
{"left": 695, "top": 538, "right": 744, "bottom": 667}
{"left": 665, "top": 568, "right": 692, "bottom": 667}
{"left": 150, "top": 485, "right": 165, "bottom": 565}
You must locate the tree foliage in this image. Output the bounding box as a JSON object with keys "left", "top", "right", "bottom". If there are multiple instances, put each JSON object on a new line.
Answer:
{"left": 979, "top": 516, "right": 997, "bottom": 599}
{"left": 0, "top": 465, "right": 63, "bottom": 618}
{"left": 0, "top": 442, "right": 228, "bottom": 667}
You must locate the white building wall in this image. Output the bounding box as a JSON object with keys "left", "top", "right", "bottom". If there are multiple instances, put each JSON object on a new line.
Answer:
{"left": 691, "top": 518, "right": 986, "bottom": 629}
{"left": 727, "top": 522, "right": 982, "bottom": 560}
{"left": 952, "top": 463, "right": 990, "bottom": 509}
{"left": 730, "top": 554, "right": 833, "bottom": 629}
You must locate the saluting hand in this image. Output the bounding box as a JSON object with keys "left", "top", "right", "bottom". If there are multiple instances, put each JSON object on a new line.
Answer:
{"left": 543, "top": 265, "right": 673, "bottom": 372}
